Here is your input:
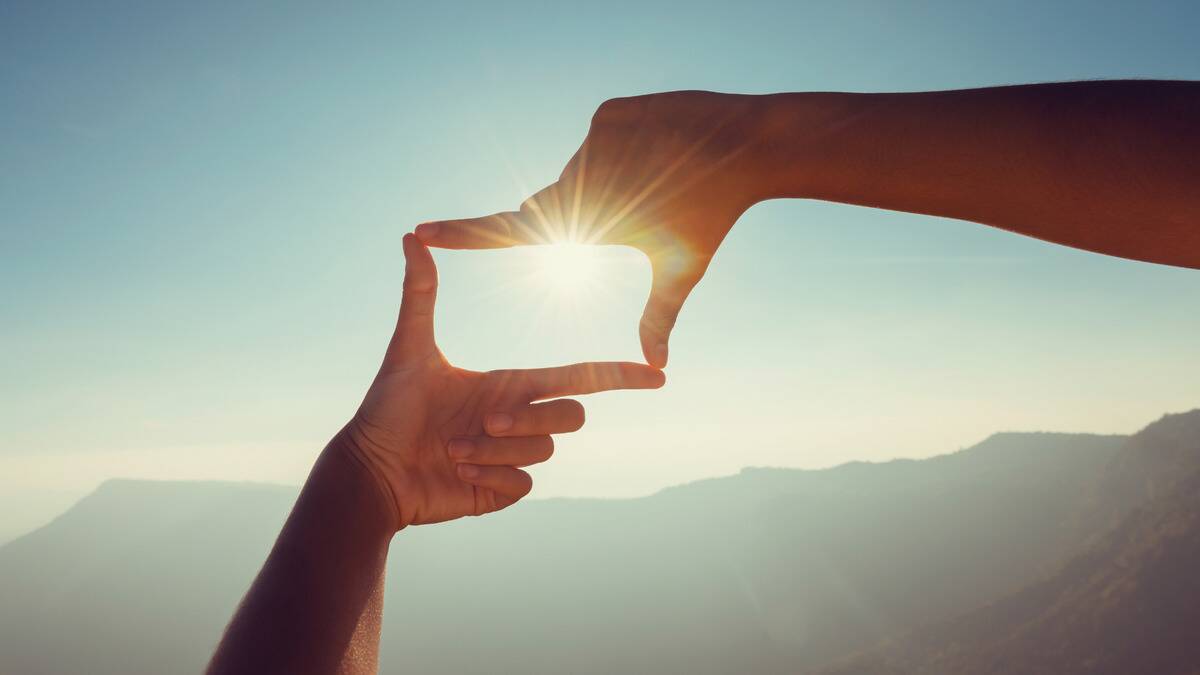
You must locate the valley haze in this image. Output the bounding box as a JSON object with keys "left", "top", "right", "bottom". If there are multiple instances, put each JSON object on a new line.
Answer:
{"left": 2, "top": 409, "right": 1198, "bottom": 674}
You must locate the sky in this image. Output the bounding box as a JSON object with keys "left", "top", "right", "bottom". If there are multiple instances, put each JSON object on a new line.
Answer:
{"left": 2, "top": 0, "right": 1199, "bottom": 540}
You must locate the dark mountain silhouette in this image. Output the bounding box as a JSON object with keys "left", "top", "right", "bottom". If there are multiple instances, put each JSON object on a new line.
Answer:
{"left": 826, "top": 410, "right": 1200, "bottom": 675}
{"left": 0, "top": 412, "right": 1195, "bottom": 674}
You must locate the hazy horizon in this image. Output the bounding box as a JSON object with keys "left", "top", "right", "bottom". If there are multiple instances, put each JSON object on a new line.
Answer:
{"left": 7, "top": 410, "right": 1199, "bottom": 674}
{"left": 0, "top": 414, "right": 1174, "bottom": 544}
{"left": 4, "top": 1, "right": 1200, "bottom": 541}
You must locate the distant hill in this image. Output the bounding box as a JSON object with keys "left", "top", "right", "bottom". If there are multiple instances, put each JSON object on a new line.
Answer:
{"left": 826, "top": 410, "right": 1200, "bottom": 675}
{"left": 0, "top": 481, "right": 297, "bottom": 675}
{"left": 2, "top": 414, "right": 1195, "bottom": 674}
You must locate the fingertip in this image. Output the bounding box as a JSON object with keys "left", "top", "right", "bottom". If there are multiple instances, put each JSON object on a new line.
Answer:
{"left": 513, "top": 468, "right": 534, "bottom": 499}
{"left": 401, "top": 233, "right": 419, "bottom": 272}
{"left": 415, "top": 222, "right": 441, "bottom": 243}
{"left": 620, "top": 361, "right": 666, "bottom": 389}
{"left": 564, "top": 399, "right": 585, "bottom": 431}
{"left": 402, "top": 231, "right": 428, "bottom": 260}
{"left": 642, "top": 335, "right": 669, "bottom": 369}
{"left": 653, "top": 343, "right": 669, "bottom": 369}
{"left": 402, "top": 231, "right": 438, "bottom": 285}
{"left": 648, "top": 366, "right": 667, "bottom": 388}
{"left": 631, "top": 363, "right": 666, "bottom": 388}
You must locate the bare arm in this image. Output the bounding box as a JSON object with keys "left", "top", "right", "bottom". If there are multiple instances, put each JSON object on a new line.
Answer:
{"left": 417, "top": 81, "right": 1200, "bottom": 366}
{"left": 767, "top": 80, "right": 1200, "bottom": 268}
{"left": 206, "top": 236, "right": 664, "bottom": 674}
{"left": 205, "top": 437, "right": 392, "bottom": 675}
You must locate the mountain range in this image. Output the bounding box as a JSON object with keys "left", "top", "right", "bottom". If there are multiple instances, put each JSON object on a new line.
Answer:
{"left": 1, "top": 410, "right": 1198, "bottom": 674}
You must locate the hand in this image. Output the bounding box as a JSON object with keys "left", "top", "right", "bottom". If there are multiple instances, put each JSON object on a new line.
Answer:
{"left": 415, "top": 91, "right": 773, "bottom": 368}
{"left": 342, "top": 234, "right": 665, "bottom": 530}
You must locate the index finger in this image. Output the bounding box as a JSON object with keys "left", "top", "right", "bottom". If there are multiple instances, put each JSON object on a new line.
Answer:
{"left": 516, "top": 361, "right": 665, "bottom": 400}
{"left": 416, "top": 211, "right": 541, "bottom": 250}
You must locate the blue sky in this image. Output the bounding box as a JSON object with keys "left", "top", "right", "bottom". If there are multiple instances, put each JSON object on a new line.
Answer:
{"left": 2, "top": 0, "right": 1199, "bottom": 538}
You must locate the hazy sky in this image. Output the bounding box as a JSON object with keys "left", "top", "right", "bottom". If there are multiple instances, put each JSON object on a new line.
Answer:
{"left": 3, "top": 1, "right": 1199, "bottom": 539}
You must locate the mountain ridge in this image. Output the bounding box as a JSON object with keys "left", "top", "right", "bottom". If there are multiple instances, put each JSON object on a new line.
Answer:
{"left": 824, "top": 409, "right": 1200, "bottom": 674}
{"left": 1, "top": 414, "right": 1194, "bottom": 674}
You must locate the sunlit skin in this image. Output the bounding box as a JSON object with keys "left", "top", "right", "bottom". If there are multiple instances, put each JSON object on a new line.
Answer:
{"left": 348, "top": 238, "right": 663, "bottom": 526}
{"left": 416, "top": 81, "right": 1200, "bottom": 368}
{"left": 206, "top": 234, "right": 664, "bottom": 675}
{"left": 206, "top": 80, "right": 1200, "bottom": 675}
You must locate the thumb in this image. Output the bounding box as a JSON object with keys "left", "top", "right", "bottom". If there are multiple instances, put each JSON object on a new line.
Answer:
{"left": 388, "top": 233, "right": 439, "bottom": 365}
{"left": 639, "top": 259, "right": 702, "bottom": 369}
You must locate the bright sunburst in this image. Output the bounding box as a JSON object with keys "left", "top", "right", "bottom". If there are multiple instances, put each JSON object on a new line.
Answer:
{"left": 466, "top": 241, "right": 646, "bottom": 347}
{"left": 529, "top": 243, "right": 604, "bottom": 296}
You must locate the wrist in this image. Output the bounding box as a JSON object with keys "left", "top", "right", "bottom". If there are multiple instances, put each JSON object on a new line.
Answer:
{"left": 749, "top": 91, "right": 869, "bottom": 201}
{"left": 327, "top": 425, "right": 405, "bottom": 533}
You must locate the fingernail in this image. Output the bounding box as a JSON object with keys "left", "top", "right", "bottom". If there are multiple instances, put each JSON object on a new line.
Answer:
{"left": 486, "top": 413, "right": 513, "bottom": 433}
{"left": 447, "top": 439, "right": 474, "bottom": 459}
{"left": 457, "top": 464, "right": 480, "bottom": 480}
{"left": 415, "top": 222, "right": 440, "bottom": 240}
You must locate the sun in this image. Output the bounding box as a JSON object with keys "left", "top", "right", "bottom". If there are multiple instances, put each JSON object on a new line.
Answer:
{"left": 530, "top": 243, "right": 603, "bottom": 296}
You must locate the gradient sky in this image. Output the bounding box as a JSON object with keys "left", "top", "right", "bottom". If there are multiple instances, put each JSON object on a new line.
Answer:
{"left": 3, "top": 1, "right": 1200, "bottom": 540}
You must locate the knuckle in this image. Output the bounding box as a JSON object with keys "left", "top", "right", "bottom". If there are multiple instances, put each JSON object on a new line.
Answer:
{"left": 592, "top": 97, "right": 623, "bottom": 123}
{"left": 487, "top": 369, "right": 519, "bottom": 387}
{"left": 520, "top": 191, "right": 550, "bottom": 214}
{"left": 592, "top": 95, "right": 642, "bottom": 125}
{"left": 639, "top": 312, "right": 677, "bottom": 334}
{"left": 402, "top": 275, "right": 436, "bottom": 294}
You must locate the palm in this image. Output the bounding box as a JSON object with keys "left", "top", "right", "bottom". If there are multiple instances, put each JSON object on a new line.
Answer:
{"left": 346, "top": 236, "right": 664, "bottom": 529}
{"left": 360, "top": 364, "right": 530, "bottom": 525}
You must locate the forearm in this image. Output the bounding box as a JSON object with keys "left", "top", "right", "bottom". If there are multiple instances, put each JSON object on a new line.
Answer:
{"left": 755, "top": 81, "right": 1200, "bottom": 268}
{"left": 207, "top": 431, "right": 395, "bottom": 675}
